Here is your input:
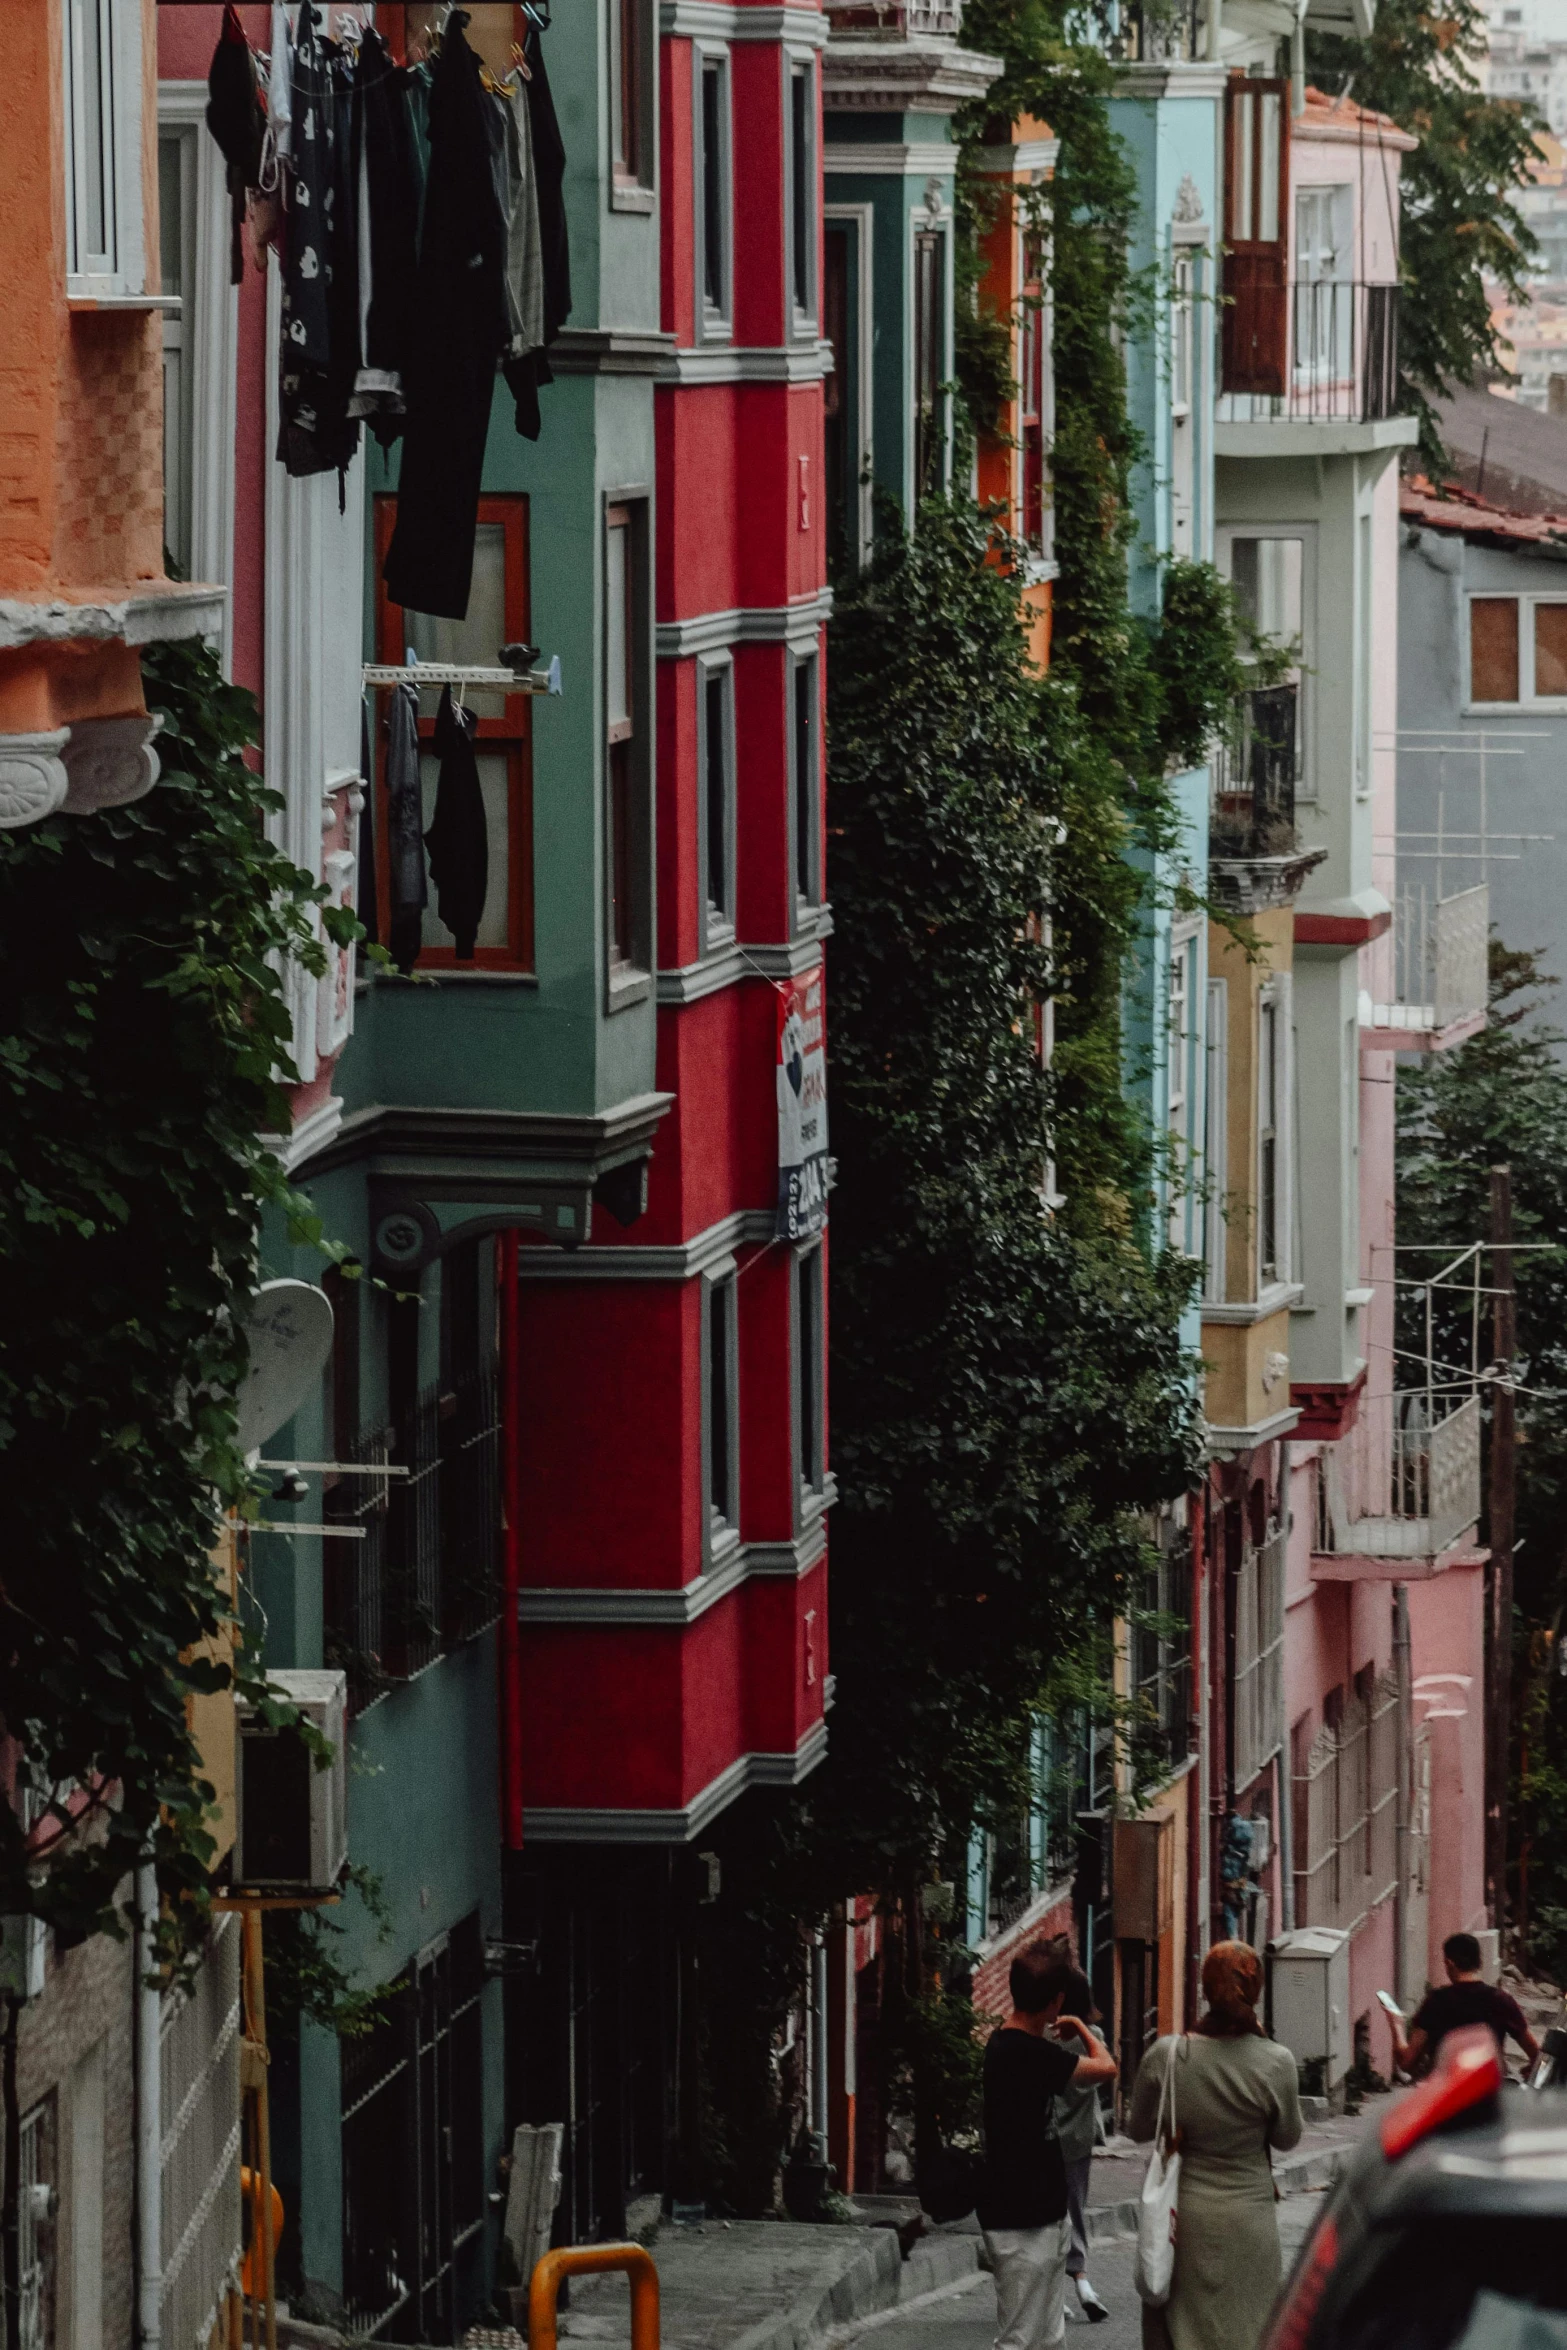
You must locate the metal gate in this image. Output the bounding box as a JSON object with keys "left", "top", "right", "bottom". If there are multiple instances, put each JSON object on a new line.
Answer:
{"left": 160, "top": 1913, "right": 243, "bottom": 2350}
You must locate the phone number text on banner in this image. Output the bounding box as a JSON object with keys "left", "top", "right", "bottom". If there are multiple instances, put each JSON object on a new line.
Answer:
{"left": 776, "top": 970, "right": 828, "bottom": 1240}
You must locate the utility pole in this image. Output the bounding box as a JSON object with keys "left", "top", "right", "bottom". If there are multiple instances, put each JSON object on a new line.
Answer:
{"left": 1486, "top": 1166, "right": 1517, "bottom": 1937}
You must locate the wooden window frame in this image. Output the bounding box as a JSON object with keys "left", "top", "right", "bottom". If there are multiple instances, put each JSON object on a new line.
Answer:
{"left": 1221, "top": 77, "right": 1290, "bottom": 398}
{"left": 604, "top": 497, "right": 652, "bottom": 994}
{"left": 372, "top": 494, "right": 536, "bottom": 973}
{"left": 1467, "top": 591, "right": 1567, "bottom": 709}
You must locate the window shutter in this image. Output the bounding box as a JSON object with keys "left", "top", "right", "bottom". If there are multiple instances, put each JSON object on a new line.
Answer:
{"left": 1222, "top": 78, "right": 1290, "bottom": 397}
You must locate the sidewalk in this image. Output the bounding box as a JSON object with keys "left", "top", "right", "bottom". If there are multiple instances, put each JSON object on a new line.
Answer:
{"left": 1078, "top": 2095, "right": 1376, "bottom": 2248}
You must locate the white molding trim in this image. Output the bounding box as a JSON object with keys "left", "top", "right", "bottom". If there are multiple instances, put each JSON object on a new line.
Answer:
{"left": 1114, "top": 62, "right": 1229, "bottom": 98}
{"left": 523, "top": 1719, "right": 829, "bottom": 1843}
{"left": 518, "top": 1512, "right": 831, "bottom": 1625}
{"left": 1201, "top": 1280, "right": 1304, "bottom": 1327}
{"left": 658, "top": 340, "right": 835, "bottom": 384}
{"left": 657, "top": 919, "right": 830, "bottom": 1005}
{"left": 823, "top": 140, "right": 957, "bottom": 178}
{"left": 656, "top": 589, "right": 834, "bottom": 659}
{"left": 516, "top": 1205, "right": 775, "bottom": 1282}
{"left": 821, "top": 40, "right": 1002, "bottom": 112}
{"left": 0, "top": 584, "right": 225, "bottom": 652}
{"left": 159, "top": 82, "right": 240, "bottom": 676}
{"left": 977, "top": 138, "right": 1060, "bottom": 175}
{"left": 1205, "top": 1405, "right": 1301, "bottom": 1455}
{"left": 661, "top": 0, "right": 830, "bottom": 42}
{"left": 261, "top": 1095, "right": 345, "bottom": 1174}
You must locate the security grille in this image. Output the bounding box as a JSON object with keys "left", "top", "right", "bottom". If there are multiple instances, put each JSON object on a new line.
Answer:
{"left": 160, "top": 1914, "right": 242, "bottom": 2350}
{"left": 18, "top": 2099, "right": 53, "bottom": 2350}
{"left": 1293, "top": 1672, "right": 1398, "bottom": 1932}
{"left": 1233, "top": 1527, "right": 1285, "bottom": 1794}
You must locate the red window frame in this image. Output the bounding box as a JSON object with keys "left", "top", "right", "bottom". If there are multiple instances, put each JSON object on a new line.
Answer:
{"left": 1018, "top": 231, "right": 1046, "bottom": 551}
{"left": 372, "top": 493, "right": 535, "bottom": 973}
{"left": 605, "top": 502, "right": 638, "bottom": 972}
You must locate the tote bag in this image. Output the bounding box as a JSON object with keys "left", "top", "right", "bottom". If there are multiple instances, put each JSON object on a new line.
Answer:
{"left": 1134, "top": 2038, "right": 1183, "bottom": 2308}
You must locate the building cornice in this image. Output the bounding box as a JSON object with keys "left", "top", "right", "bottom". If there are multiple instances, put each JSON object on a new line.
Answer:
{"left": 656, "top": 588, "right": 834, "bottom": 658}
{"left": 656, "top": 915, "right": 832, "bottom": 1006}
{"left": 661, "top": 0, "right": 831, "bottom": 40}
{"left": 821, "top": 38, "right": 1002, "bottom": 112}
{"left": 516, "top": 1205, "right": 777, "bottom": 1283}
{"left": 548, "top": 328, "right": 677, "bottom": 377}
{"left": 1205, "top": 1405, "right": 1301, "bottom": 1456}
{"left": 523, "top": 1719, "right": 829, "bottom": 1843}
{"left": 657, "top": 339, "right": 835, "bottom": 384}
{"left": 976, "top": 137, "right": 1060, "bottom": 176}
{"left": 825, "top": 137, "right": 959, "bottom": 174}
{"left": 1295, "top": 893, "right": 1393, "bottom": 950}
{"left": 517, "top": 1502, "right": 834, "bottom": 1624}
{"left": 1207, "top": 843, "right": 1327, "bottom": 913}
{"left": 1113, "top": 61, "right": 1229, "bottom": 98}
{"left": 1214, "top": 413, "right": 1419, "bottom": 459}
{"left": 1201, "top": 1281, "right": 1304, "bottom": 1328}
{"left": 0, "top": 581, "right": 226, "bottom": 652}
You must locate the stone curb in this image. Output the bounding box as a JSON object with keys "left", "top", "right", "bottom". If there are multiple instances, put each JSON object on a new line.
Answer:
{"left": 897, "top": 2236, "right": 983, "bottom": 2302}
{"left": 1083, "top": 2141, "right": 1351, "bottom": 2248}
{"left": 725, "top": 2228, "right": 904, "bottom": 2350}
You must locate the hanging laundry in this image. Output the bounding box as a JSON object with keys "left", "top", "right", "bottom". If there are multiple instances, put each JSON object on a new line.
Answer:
{"left": 357, "top": 697, "right": 380, "bottom": 953}
{"left": 206, "top": 4, "right": 267, "bottom": 287}
{"left": 385, "top": 682, "right": 427, "bottom": 976}
{"left": 276, "top": 1, "right": 360, "bottom": 483}
{"left": 269, "top": 3, "right": 293, "bottom": 165}
{"left": 424, "top": 688, "right": 489, "bottom": 962}
{"left": 502, "top": 24, "right": 571, "bottom": 440}
{"left": 350, "top": 29, "right": 420, "bottom": 446}
{"left": 382, "top": 12, "right": 510, "bottom": 621}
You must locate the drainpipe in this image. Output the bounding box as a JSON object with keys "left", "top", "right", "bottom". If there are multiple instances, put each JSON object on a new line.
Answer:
{"left": 135, "top": 1861, "right": 162, "bottom": 2350}
{"left": 811, "top": 1937, "right": 829, "bottom": 2160}
{"left": 1277, "top": 1748, "right": 1294, "bottom": 1934}
{"left": 500, "top": 1230, "right": 524, "bottom": 1851}
{"left": 1393, "top": 1582, "right": 1412, "bottom": 2009}
{"left": 1291, "top": 0, "right": 1309, "bottom": 116}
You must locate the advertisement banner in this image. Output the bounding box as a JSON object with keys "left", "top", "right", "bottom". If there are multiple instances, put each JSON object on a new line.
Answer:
{"left": 776, "top": 969, "right": 828, "bottom": 1239}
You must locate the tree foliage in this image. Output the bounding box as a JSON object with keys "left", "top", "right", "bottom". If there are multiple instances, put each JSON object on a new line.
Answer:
{"left": 1396, "top": 943, "right": 1567, "bottom": 1969}
{"left": 0, "top": 636, "right": 349, "bottom": 1942}
{"left": 1308, "top": 0, "right": 1541, "bottom": 472}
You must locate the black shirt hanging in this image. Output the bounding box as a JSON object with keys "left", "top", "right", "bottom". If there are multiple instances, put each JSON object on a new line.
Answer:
{"left": 424, "top": 688, "right": 489, "bottom": 961}
{"left": 381, "top": 13, "right": 509, "bottom": 621}
{"left": 206, "top": 4, "right": 266, "bottom": 287}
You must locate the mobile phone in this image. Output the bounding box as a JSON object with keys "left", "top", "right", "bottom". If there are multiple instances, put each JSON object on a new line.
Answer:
{"left": 1376, "top": 1989, "right": 1405, "bottom": 2019}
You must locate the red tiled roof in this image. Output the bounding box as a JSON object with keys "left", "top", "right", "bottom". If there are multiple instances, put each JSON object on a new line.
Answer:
{"left": 1401, "top": 474, "right": 1567, "bottom": 549}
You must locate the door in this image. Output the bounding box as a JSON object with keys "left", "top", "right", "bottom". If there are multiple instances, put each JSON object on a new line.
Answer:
{"left": 1222, "top": 79, "right": 1290, "bottom": 396}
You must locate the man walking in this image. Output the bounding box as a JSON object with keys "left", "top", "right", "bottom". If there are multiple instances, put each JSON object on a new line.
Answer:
{"left": 978, "top": 1946, "right": 1118, "bottom": 2350}
{"left": 1392, "top": 1932, "right": 1541, "bottom": 2076}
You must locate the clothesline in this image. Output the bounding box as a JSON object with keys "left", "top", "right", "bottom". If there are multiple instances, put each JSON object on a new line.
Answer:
{"left": 362, "top": 656, "right": 561, "bottom": 694}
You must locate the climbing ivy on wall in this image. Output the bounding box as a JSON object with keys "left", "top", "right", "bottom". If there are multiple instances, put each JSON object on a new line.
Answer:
{"left": 0, "top": 636, "right": 353, "bottom": 1945}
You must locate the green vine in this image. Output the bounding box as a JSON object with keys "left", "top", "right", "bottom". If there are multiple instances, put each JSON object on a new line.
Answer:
{"left": 0, "top": 635, "right": 355, "bottom": 1946}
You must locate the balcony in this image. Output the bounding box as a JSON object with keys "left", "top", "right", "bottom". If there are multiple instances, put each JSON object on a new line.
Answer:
{"left": 1218, "top": 280, "right": 1412, "bottom": 448}
{"left": 325, "top": 1368, "right": 503, "bottom": 1711}
{"left": 1208, "top": 682, "right": 1326, "bottom": 910}
{"left": 1089, "top": 0, "right": 1202, "bottom": 61}
{"left": 1364, "top": 882, "right": 1489, "bottom": 1050}
{"left": 1312, "top": 1391, "right": 1482, "bottom": 1577}
{"left": 822, "top": 0, "right": 964, "bottom": 33}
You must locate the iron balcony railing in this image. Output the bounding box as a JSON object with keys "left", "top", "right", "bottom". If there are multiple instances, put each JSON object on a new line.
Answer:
{"left": 1367, "top": 883, "right": 1489, "bottom": 1037}
{"left": 1210, "top": 681, "right": 1299, "bottom": 855}
{"left": 822, "top": 0, "right": 963, "bottom": 33}
{"left": 326, "top": 1365, "right": 503, "bottom": 1711}
{"left": 1084, "top": 0, "right": 1202, "bottom": 60}
{"left": 1219, "top": 279, "right": 1402, "bottom": 425}
{"left": 1320, "top": 1391, "right": 1482, "bottom": 1562}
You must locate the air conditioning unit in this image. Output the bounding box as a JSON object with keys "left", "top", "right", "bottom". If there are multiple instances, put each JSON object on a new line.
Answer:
{"left": 235, "top": 1670, "right": 348, "bottom": 1895}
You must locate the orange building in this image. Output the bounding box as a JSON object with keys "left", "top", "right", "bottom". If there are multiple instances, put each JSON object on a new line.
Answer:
{"left": 974, "top": 112, "right": 1058, "bottom": 671}
{"left": 0, "top": 0, "right": 221, "bottom": 831}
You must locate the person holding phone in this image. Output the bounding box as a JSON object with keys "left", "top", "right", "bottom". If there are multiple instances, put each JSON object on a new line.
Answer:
{"left": 1389, "top": 1933, "right": 1541, "bottom": 2078}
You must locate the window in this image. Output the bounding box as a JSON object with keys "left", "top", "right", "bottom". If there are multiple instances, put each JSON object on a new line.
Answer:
{"left": 1221, "top": 78, "right": 1289, "bottom": 396}
{"left": 1170, "top": 250, "right": 1195, "bottom": 557}
{"left": 604, "top": 500, "right": 650, "bottom": 983}
{"left": 1204, "top": 976, "right": 1229, "bottom": 1303}
{"left": 795, "top": 1245, "right": 825, "bottom": 1499}
{"left": 159, "top": 128, "right": 197, "bottom": 575}
{"left": 788, "top": 60, "right": 816, "bottom": 326}
{"left": 1294, "top": 185, "right": 1352, "bottom": 383}
{"left": 18, "top": 2095, "right": 55, "bottom": 2350}
{"left": 1258, "top": 988, "right": 1279, "bottom": 1283}
{"left": 705, "top": 1273, "right": 738, "bottom": 1541}
{"left": 1354, "top": 510, "right": 1373, "bottom": 796}
{"left": 64, "top": 0, "right": 144, "bottom": 297}
{"left": 1221, "top": 531, "right": 1307, "bottom": 791}
{"left": 698, "top": 657, "right": 735, "bottom": 943}
{"left": 1468, "top": 593, "right": 1567, "bottom": 705}
{"left": 823, "top": 212, "right": 870, "bottom": 573}
{"left": 374, "top": 497, "right": 535, "bottom": 970}
{"left": 695, "top": 51, "right": 731, "bottom": 331}
{"left": 792, "top": 653, "right": 820, "bottom": 910}
{"left": 1168, "top": 933, "right": 1194, "bottom": 1249}
{"left": 913, "top": 229, "right": 944, "bottom": 499}
{"left": 1019, "top": 231, "right": 1053, "bottom": 562}
{"left": 613, "top": 0, "right": 649, "bottom": 194}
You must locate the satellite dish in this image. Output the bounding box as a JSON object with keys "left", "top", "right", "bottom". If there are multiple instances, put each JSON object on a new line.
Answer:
{"left": 236, "top": 1279, "right": 335, "bottom": 1453}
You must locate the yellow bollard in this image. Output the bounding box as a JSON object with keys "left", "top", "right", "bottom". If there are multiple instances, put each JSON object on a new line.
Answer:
{"left": 528, "top": 2244, "right": 660, "bottom": 2350}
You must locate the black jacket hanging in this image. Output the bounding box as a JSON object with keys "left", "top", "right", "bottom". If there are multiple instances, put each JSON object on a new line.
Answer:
{"left": 351, "top": 29, "right": 420, "bottom": 446}
{"left": 423, "top": 688, "right": 489, "bottom": 961}
{"left": 502, "top": 24, "right": 572, "bottom": 440}
{"left": 206, "top": 4, "right": 266, "bottom": 287}
{"left": 357, "top": 696, "right": 380, "bottom": 951}
{"left": 385, "top": 681, "right": 427, "bottom": 975}
{"left": 277, "top": 2, "right": 359, "bottom": 481}
{"left": 382, "top": 14, "right": 509, "bottom": 621}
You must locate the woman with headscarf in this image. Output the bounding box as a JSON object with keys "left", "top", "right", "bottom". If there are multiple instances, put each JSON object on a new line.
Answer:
{"left": 1128, "top": 1941, "right": 1303, "bottom": 2350}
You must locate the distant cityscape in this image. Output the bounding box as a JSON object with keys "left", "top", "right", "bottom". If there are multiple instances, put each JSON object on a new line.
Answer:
{"left": 1488, "top": 0, "right": 1567, "bottom": 404}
